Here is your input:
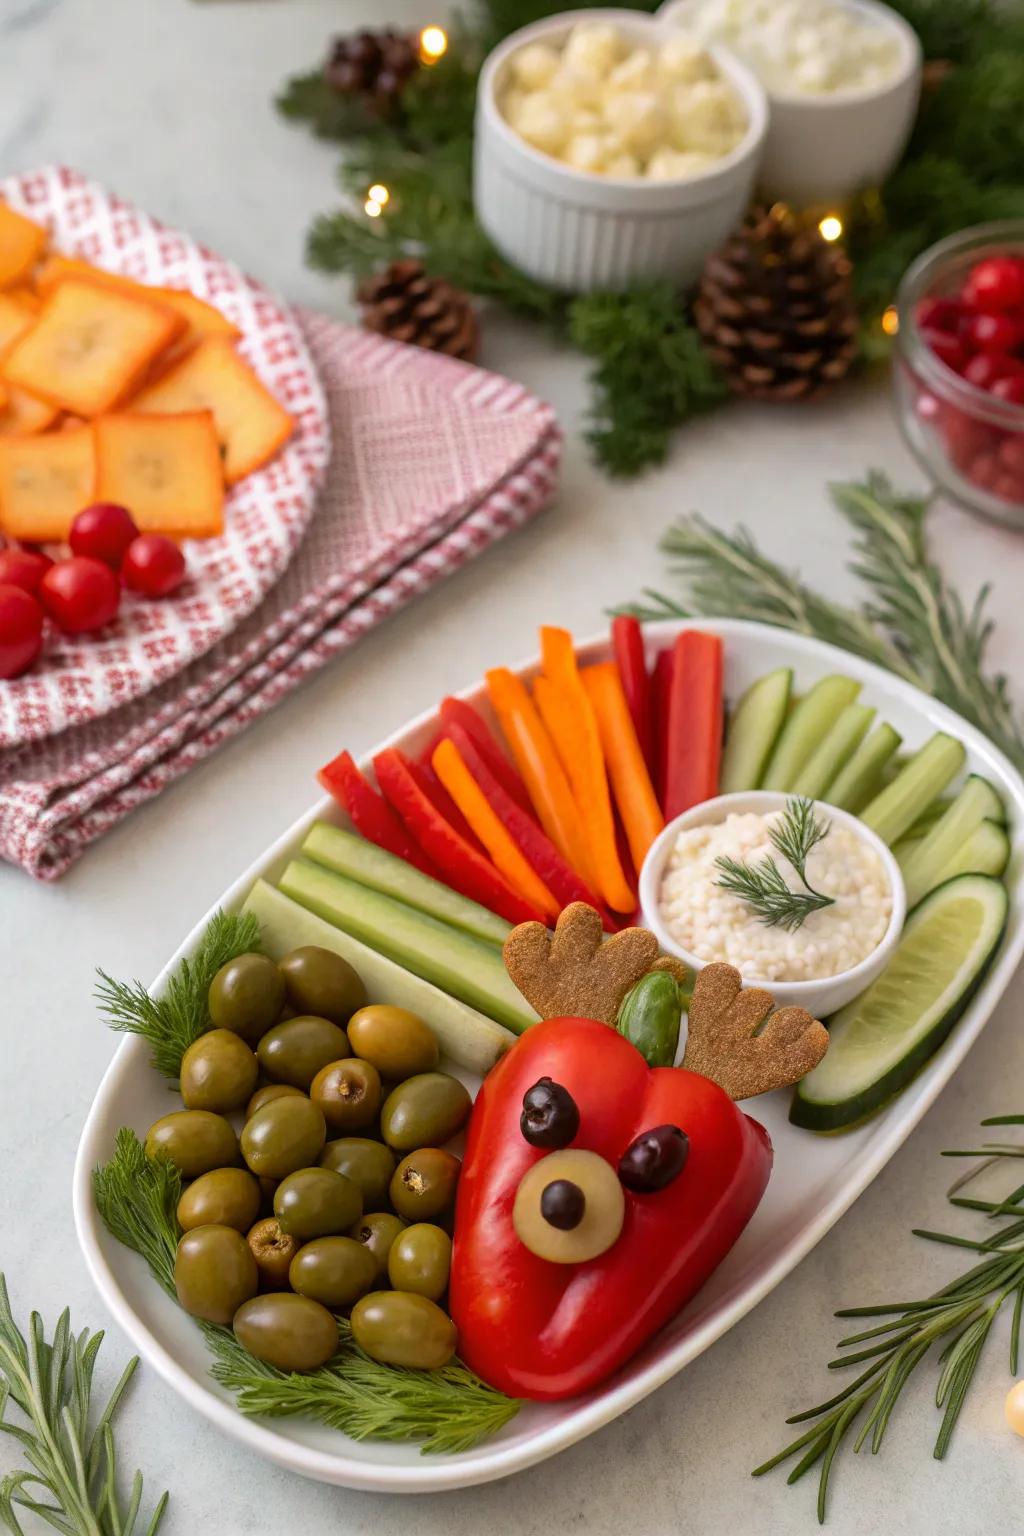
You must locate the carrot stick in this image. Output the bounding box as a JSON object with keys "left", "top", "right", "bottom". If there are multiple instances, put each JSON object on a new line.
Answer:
{"left": 432, "top": 738, "right": 560, "bottom": 919}
{"left": 664, "top": 630, "right": 724, "bottom": 819}
{"left": 485, "top": 667, "right": 594, "bottom": 882}
{"left": 582, "top": 661, "right": 664, "bottom": 872}
{"left": 537, "top": 626, "right": 635, "bottom": 913}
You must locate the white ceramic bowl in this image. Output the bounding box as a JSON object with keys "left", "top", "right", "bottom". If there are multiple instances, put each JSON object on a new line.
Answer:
{"left": 658, "top": 0, "right": 922, "bottom": 204}
{"left": 473, "top": 8, "right": 768, "bottom": 292}
{"left": 639, "top": 790, "right": 906, "bottom": 1017}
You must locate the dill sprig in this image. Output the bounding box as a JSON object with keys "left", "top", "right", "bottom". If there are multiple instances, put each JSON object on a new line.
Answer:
{"left": 755, "top": 1113, "right": 1024, "bottom": 1522}
{"left": 0, "top": 1275, "right": 168, "bottom": 1536}
{"left": 92, "top": 1132, "right": 519, "bottom": 1456}
{"left": 95, "top": 910, "right": 261, "bottom": 1079}
{"left": 714, "top": 797, "right": 835, "bottom": 932}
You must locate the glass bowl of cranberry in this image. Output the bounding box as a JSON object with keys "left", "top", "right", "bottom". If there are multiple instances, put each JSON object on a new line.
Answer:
{"left": 894, "top": 223, "right": 1024, "bottom": 527}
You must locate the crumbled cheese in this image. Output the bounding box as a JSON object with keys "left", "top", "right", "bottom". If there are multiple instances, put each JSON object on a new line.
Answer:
{"left": 683, "top": 0, "right": 903, "bottom": 96}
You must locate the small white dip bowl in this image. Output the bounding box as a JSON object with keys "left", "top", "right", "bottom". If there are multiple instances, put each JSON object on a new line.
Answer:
{"left": 638, "top": 790, "right": 906, "bottom": 1018}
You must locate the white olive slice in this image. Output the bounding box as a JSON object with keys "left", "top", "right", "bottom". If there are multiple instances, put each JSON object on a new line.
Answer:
{"left": 513, "top": 1149, "right": 625, "bottom": 1264}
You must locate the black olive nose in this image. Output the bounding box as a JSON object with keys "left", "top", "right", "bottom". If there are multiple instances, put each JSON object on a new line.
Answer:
{"left": 520, "top": 1077, "right": 580, "bottom": 1149}
{"left": 540, "top": 1179, "right": 585, "bottom": 1230}
{"left": 618, "top": 1125, "right": 689, "bottom": 1193}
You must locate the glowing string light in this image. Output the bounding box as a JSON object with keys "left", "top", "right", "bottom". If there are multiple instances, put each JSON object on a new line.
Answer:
{"left": 368, "top": 184, "right": 390, "bottom": 207}
{"left": 419, "top": 25, "right": 448, "bottom": 63}
{"left": 818, "top": 214, "right": 843, "bottom": 243}
{"left": 364, "top": 198, "right": 383, "bottom": 218}
{"left": 882, "top": 305, "right": 899, "bottom": 336}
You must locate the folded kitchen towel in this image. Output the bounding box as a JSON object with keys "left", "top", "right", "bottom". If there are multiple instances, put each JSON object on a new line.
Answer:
{"left": 0, "top": 309, "right": 561, "bottom": 879}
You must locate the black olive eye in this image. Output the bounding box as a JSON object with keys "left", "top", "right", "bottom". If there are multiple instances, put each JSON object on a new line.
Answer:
{"left": 618, "top": 1125, "right": 689, "bottom": 1193}
{"left": 540, "top": 1179, "right": 585, "bottom": 1230}
{"left": 520, "top": 1077, "right": 580, "bottom": 1149}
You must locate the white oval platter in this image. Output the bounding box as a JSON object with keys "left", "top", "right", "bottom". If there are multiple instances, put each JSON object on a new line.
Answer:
{"left": 73, "top": 618, "right": 1024, "bottom": 1494}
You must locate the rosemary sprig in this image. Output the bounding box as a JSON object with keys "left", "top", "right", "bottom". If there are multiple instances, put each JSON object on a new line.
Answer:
{"left": 755, "top": 1115, "right": 1024, "bottom": 1522}
{"left": 92, "top": 1132, "right": 519, "bottom": 1455}
{"left": 95, "top": 910, "right": 261, "bottom": 1079}
{"left": 0, "top": 1275, "right": 167, "bottom": 1536}
{"left": 714, "top": 797, "right": 835, "bottom": 932}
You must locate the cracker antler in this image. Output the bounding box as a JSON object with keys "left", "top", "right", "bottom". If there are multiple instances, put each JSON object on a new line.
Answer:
{"left": 682, "top": 963, "right": 828, "bottom": 1099}
{"left": 504, "top": 903, "right": 688, "bottom": 1025}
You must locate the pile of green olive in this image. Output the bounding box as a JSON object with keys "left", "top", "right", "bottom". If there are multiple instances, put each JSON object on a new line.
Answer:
{"left": 145, "top": 946, "right": 471, "bottom": 1374}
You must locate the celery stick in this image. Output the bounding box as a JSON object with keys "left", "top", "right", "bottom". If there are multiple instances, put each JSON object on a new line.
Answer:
{"left": 760, "top": 675, "right": 861, "bottom": 791}
{"left": 720, "top": 667, "right": 792, "bottom": 793}
{"left": 860, "top": 733, "right": 966, "bottom": 846}
{"left": 790, "top": 703, "right": 876, "bottom": 801}
{"left": 826, "top": 723, "right": 902, "bottom": 813}
{"left": 901, "top": 776, "right": 1007, "bottom": 908}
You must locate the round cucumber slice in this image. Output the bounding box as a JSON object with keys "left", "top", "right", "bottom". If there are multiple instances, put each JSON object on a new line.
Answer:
{"left": 791, "top": 874, "right": 1008, "bottom": 1133}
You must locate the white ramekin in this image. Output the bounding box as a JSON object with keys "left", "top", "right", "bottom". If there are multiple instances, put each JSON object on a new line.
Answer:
{"left": 473, "top": 8, "right": 768, "bottom": 293}
{"left": 658, "top": 0, "right": 921, "bottom": 205}
{"left": 638, "top": 790, "right": 906, "bottom": 1019}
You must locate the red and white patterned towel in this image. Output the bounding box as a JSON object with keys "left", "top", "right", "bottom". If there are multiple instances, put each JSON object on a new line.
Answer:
{"left": 0, "top": 311, "right": 561, "bottom": 879}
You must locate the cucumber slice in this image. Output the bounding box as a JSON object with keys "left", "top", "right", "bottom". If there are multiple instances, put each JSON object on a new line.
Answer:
{"left": 790, "top": 703, "right": 875, "bottom": 801}
{"left": 760, "top": 676, "right": 861, "bottom": 792}
{"left": 825, "top": 723, "right": 902, "bottom": 813}
{"left": 896, "top": 819, "right": 1010, "bottom": 892}
{"left": 243, "top": 879, "right": 515, "bottom": 1074}
{"left": 901, "top": 776, "right": 1008, "bottom": 908}
{"left": 720, "top": 667, "right": 792, "bottom": 793}
{"left": 791, "top": 873, "right": 1008, "bottom": 1132}
{"left": 860, "top": 733, "right": 966, "bottom": 846}
{"left": 301, "top": 821, "right": 509, "bottom": 949}
{"left": 279, "top": 858, "right": 537, "bottom": 1035}
{"left": 963, "top": 775, "right": 1006, "bottom": 824}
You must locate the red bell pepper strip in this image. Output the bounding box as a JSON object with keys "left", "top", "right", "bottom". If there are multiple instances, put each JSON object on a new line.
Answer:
{"left": 652, "top": 646, "right": 674, "bottom": 808}
{"left": 450, "top": 1017, "right": 771, "bottom": 1400}
{"left": 664, "top": 631, "right": 724, "bottom": 820}
{"left": 316, "top": 749, "right": 439, "bottom": 878}
{"left": 611, "top": 616, "right": 654, "bottom": 777}
{"left": 438, "top": 697, "right": 534, "bottom": 817}
{"left": 372, "top": 747, "right": 548, "bottom": 926}
{"left": 404, "top": 753, "right": 485, "bottom": 854}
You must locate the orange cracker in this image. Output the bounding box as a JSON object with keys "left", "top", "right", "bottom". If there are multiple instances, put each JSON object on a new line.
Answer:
{"left": 36, "top": 256, "right": 239, "bottom": 351}
{"left": 130, "top": 336, "right": 293, "bottom": 483}
{"left": 0, "top": 424, "right": 95, "bottom": 542}
{"left": 93, "top": 411, "right": 224, "bottom": 538}
{"left": 0, "top": 388, "right": 60, "bottom": 436}
{"left": 2, "top": 279, "right": 185, "bottom": 417}
{"left": 0, "top": 203, "right": 48, "bottom": 288}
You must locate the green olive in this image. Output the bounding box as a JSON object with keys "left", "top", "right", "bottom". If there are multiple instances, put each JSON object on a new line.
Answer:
{"left": 310, "top": 1058, "right": 382, "bottom": 1134}
{"left": 246, "top": 1083, "right": 305, "bottom": 1120}
{"left": 174, "top": 1224, "right": 258, "bottom": 1324}
{"left": 348, "top": 1212, "right": 406, "bottom": 1280}
{"left": 257, "top": 1016, "right": 350, "bottom": 1091}
{"left": 386, "top": 1224, "right": 452, "bottom": 1301}
{"left": 240, "top": 1095, "right": 326, "bottom": 1180}
{"left": 273, "top": 1167, "right": 362, "bottom": 1241}
{"left": 279, "top": 947, "right": 367, "bottom": 1026}
{"left": 346, "top": 1005, "right": 440, "bottom": 1081}
{"left": 233, "top": 1293, "right": 339, "bottom": 1372}
{"left": 350, "top": 1291, "right": 457, "bottom": 1369}
{"left": 246, "top": 1216, "right": 298, "bottom": 1289}
{"left": 180, "top": 1029, "right": 258, "bottom": 1114}
{"left": 388, "top": 1147, "right": 461, "bottom": 1221}
{"left": 319, "top": 1138, "right": 396, "bottom": 1211}
{"left": 208, "top": 953, "right": 284, "bottom": 1043}
{"left": 379, "top": 1073, "right": 471, "bottom": 1152}
{"left": 177, "top": 1168, "right": 261, "bottom": 1233}
{"left": 145, "top": 1111, "right": 239, "bottom": 1179}
{"left": 289, "top": 1237, "right": 378, "bottom": 1309}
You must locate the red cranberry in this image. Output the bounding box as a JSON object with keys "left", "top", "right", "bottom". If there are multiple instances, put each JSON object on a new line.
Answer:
{"left": 69, "top": 503, "right": 139, "bottom": 568}
{"left": 963, "top": 257, "right": 1024, "bottom": 313}
{"left": 993, "top": 474, "right": 1024, "bottom": 504}
{"left": 963, "top": 353, "right": 1020, "bottom": 390}
{"left": 998, "top": 436, "right": 1024, "bottom": 475}
{"left": 991, "top": 376, "right": 1024, "bottom": 405}
{"left": 916, "top": 296, "right": 961, "bottom": 332}
{"left": 966, "top": 311, "right": 1019, "bottom": 354}
{"left": 968, "top": 452, "right": 1001, "bottom": 491}
{"left": 943, "top": 411, "right": 996, "bottom": 470}
{"left": 921, "top": 327, "right": 967, "bottom": 373}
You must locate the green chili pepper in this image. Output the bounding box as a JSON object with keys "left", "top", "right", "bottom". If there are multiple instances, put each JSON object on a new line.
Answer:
{"left": 616, "top": 970, "right": 686, "bottom": 1068}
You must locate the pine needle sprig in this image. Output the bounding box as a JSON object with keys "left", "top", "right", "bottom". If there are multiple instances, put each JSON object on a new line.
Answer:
{"left": 95, "top": 910, "right": 261, "bottom": 1079}
{"left": 0, "top": 1276, "right": 168, "bottom": 1536}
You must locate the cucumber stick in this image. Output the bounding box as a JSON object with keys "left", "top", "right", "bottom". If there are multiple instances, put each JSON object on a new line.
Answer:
{"left": 791, "top": 874, "right": 1008, "bottom": 1132}
{"left": 279, "top": 858, "right": 537, "bottom": 1035}
{"left": 823, "top": 723, "right": 902, "bottom": 813}
{"left": 860, "top": 732, "right": 966, "bottom": 845}
{"left": 760, "top": 676, "right": 861, "bottom": 791}
{"left": 790, "top": 703, "right": 875, "bottom": 801}
{"left": 302, "top": 821, "right": 510, "bottom": 948}
{"left": 900, "top": 776, "right": 1008, "bottom": 908}
{"left": 895, "top": 818, "right": 1010, "bottom": 896}
{"left": 242, "top": 879, "right": 516, "bottom": 1073}
{"left": 720, "top": 667, "right": 792, "bottom": 793}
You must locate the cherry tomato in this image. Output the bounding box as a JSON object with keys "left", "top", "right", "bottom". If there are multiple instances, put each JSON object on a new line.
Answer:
{"left": 40, "top": 557, "right": 120, "bottom": 634}
{"left": 921, "top": 327, "right": 966, "bottom": 373}
{"left": 0, "top": 584, "right": 44, "bottom": 678}
{"left": 991, "top": 376, "right": 1024, "bottom": 406}
{"left": 915, "top": 296, "right": 961, "bottom": 332}
{"left": 120, "top": 535, "right": 186, "bottom": 598}
{"left": 966, "top": 311, "right": 1019, "bottom": 354}
{"left": 0, "top": 547, "right": 52, "bottom": 595}
{"left": 963, "top": 257, "right": 1024, "bottom": 313}
{"left": 69, "top": 503, "right": 139, "bottom": 568}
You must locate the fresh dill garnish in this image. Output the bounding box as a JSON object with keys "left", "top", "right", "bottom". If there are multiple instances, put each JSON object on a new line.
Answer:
{"left": 92, "top": 1129, "right": 182, "bottom": 1298}
{"left": 714, "top": 797, "right": 835, "bottom": 933}
{"left": 95, "top": 910, "right": 261, "bottom": 1079}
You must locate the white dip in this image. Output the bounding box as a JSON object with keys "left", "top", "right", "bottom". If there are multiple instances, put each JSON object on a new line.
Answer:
{"left": 659, "top": 810, "right": 892, "bottom": 982}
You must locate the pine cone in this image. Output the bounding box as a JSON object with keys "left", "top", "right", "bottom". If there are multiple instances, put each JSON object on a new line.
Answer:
{"left": 694, "top": 204, "right": 858, "bottom": 402}
{"left": 324, "top": 28, "right": 420, "bottom": 117}
{"left": 357, "top": 259, "right": 479, "bottom": 362}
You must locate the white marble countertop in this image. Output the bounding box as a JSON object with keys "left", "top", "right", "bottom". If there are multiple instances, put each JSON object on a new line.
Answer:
{"left": 3, "top": 1, "right": 1024, "bottom": 1532}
